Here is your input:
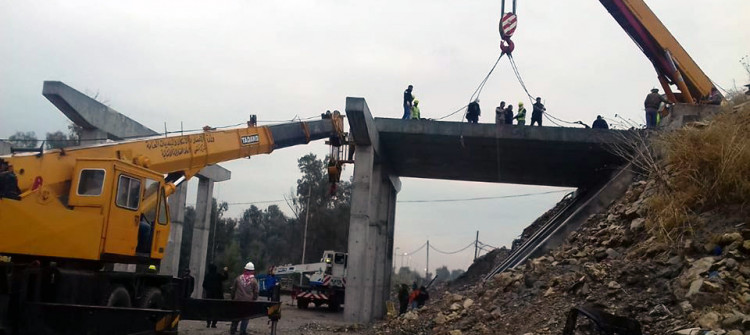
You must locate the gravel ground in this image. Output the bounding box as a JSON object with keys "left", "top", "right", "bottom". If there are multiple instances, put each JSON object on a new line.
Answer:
{"left": 178, "top": 295, "right": 364, "bottom": 335}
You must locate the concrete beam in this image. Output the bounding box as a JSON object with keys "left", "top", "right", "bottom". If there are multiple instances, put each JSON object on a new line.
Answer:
{"left": 42, "top": 81, "right": 158, "bottom": 140}
{"left": 198, "top": 164, "right": 231, "bottom": 182}
{"left": 346, "top": 97, "right": 380, "bottom": 149}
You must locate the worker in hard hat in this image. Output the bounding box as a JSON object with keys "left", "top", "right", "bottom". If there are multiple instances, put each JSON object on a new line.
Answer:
{"left": 411, "top": 99, "right": 421, "bottom": 120}
{"left": 230, "top": 261, "right": 259, "bottom": 335}
{"left": 514, "top": 102, "right": 527, "bottom": 125}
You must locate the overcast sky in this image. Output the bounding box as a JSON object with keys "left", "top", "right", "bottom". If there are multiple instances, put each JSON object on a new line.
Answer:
{"left": 1, "top": 0, "right": 748, "bottom": 274}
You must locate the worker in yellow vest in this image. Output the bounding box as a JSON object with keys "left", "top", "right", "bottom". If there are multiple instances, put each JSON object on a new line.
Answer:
{"left": 514, "top": 102, "right": 527, "bottom": 125}
{"left": 411, "top": 99, "right": 421, "bottom": 120}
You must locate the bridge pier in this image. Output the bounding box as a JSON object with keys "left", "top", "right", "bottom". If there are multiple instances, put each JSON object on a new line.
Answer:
{"left": 344, "top": 98, "right": 400, "bottom": 323}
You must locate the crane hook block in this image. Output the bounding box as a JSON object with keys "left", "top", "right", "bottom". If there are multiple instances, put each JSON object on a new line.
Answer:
{"left": 500, "top": 38, "right": 515, "bottom": 55}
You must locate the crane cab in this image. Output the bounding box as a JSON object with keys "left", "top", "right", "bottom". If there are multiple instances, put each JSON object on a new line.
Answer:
{"left": 68, "top": 158, "right": 171, "bottom": 263}
{"left": 0, "top": 158, "right": 171, "bottom": 265}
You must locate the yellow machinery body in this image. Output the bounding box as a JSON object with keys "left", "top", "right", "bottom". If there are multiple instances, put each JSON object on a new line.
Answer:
{"left": 0, "top": 118, "right": 343, "bottom": 265}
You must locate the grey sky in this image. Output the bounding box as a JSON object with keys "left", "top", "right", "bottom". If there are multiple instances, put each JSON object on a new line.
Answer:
{"left": 1, "top": 0, "right": 748, "bottom": 273}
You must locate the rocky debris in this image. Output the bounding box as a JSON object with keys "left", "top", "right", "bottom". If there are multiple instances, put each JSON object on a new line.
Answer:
{"left": 374, "top": 177, "right": 750, "bottom": 335}
{"left": 299, "top": 322, "right": 365, "bottom": 333}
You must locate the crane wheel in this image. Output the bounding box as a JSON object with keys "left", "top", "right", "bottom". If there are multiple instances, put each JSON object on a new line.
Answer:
{"left": 138, "top": 287, "right": 165, "bottom": 309}
{"left": 297, "top": 298, "right": 309, "bottom": 309}
{"left": 105, "top": 285, "right": 132, "bottom": 307}
{"left": 328, "top": 301, "right": 340, "bottom": 312}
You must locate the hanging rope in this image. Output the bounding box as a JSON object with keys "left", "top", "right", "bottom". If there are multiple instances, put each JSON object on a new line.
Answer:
{"left": 429, "top": 241, "right": 476, "bottom": 255}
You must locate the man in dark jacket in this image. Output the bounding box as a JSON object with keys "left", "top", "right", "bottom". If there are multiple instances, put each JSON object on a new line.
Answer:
{"left": 495, "top": 101, "right": 506, "bottom": 125}
{"left": 181, "top": 269, "right": 195, "bottom": 298}
{"left": 203, "top": 264, "right": 228, "bottom": 328}
{"left": 466, "top": 100, "right": 481, "bottom": 124}
{"left": 397, "top": 284, "right": 409, "bottom": 315}
{"left": 592, "top": 115, "right": 609, "bottom": 129}
{"left": 403, "top": 85, "right": 414, "bottom": 120}
{"left": 504, "top": 105, "right": 514, "bottom": 125}
{"left": 644, "top": 88, "right": 670, "bottom": 129}
{"left": 531, "top": 97, "right": 545, "bottom": 126}
{"left": 0, "top": 159, "right": 21, "bottom": 200}
{"left": 416, "top": 286, "right": 429, "bottom": 308}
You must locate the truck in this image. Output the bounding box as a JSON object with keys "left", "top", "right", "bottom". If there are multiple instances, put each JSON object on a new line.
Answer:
{"left": 273, "top": 250, "right": 347, "bottom": 312}
{"left": 0, "top": 95, "right": 347, "bottom": 334}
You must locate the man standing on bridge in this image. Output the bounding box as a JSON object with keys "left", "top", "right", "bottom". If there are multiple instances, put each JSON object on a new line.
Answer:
{"left": 644, "top": 88, "right": 670, "bottom": 129}
{"left": 466, "top": 100, "right": 481, "bottom": 124}
{"left": 504, "top": 105, "right": 514, "bottom": 125}
{"left": 495, "top": 101, "right": 506, "bottom": 124}
{"left": 514, "top": 102, "right": 527, "bottom": 125}
{"left": 403, "top": 85, "right": 414, "bottom": 120}
{"left": 592, "top": 115, "right": 609, "bottom": 129}
{"left": 531, "top": 97, "right": 545, "bottom": 126}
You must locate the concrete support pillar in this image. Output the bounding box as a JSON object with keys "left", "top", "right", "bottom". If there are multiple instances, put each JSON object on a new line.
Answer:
{"left": 79, "top": 128, "right": 109, "bottom": 144}
{"left": 190, "top": 177, "right": 215, "bottom": 299}
{"left": 159, "top": 183, "right": 188, "bottom": 276}
{"left": 344, "top": 138, "right": 398, "bottom": 323}
{"left": 0, "top": 141, "right": 10, "bottom": 155}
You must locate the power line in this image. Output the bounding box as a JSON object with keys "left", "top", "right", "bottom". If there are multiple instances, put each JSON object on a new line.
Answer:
{"left": 403, "top": 242, "right": 427, "bottom": 256}
{"left": 429, "top": 241, "right": 475, "bottom": 255}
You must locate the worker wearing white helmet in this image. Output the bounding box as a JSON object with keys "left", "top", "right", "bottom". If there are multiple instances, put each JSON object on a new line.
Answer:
{"left": 230, "top": 261, "right": 259, "bottom": 335}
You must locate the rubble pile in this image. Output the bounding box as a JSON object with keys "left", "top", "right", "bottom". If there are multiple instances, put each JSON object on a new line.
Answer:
{"left": 375, "top": 180, "right": 750, "bottom": 335}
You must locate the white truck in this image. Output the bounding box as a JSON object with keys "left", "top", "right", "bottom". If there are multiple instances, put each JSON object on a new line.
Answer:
{"left": 274, "top": 250, "right": 347, "bottom": 311}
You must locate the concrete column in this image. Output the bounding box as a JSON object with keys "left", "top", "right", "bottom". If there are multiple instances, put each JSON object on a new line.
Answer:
{"left": 345, "top": 145, "right": 374, "bottom": 322}
{"left": 79, "top": 128, "right": 109, "bottom": 144}
{"left": 190, "top": 177, "right": 215, "bottom": 299}
{"left": 160, "top": 183, "right": 188, "bottom": 276}
{"left": 344, "top": 145, "right": 398, "bottom": 323}
{"left": 0, "top": 141, "right": 10, "bottom": 155}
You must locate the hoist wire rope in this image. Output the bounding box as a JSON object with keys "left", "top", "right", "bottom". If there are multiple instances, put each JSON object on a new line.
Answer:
{"left": 429, "top": 241, "right": 476, "bottom": 255}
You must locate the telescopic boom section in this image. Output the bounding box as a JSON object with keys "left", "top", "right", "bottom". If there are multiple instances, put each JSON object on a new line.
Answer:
{"left": 5, "top": 116, "right": 343, "bottom": 197}
{"left": 600, "top": 0, "right": 715, "bottom": 103}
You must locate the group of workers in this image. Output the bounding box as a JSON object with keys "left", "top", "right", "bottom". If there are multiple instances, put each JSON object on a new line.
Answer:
{"left": 402, "top": 84, "right": 725, "bottom": 130}
{"left": 490, "top": 97, "right": 546, "bottom": 126}
{"left": 397, "top": 282, "right": 430, "bottom": 315}
{"left": 182, "top": 262, "right": 258, "bottom": 335}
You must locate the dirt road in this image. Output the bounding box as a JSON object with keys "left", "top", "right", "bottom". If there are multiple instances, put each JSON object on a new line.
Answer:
{"left": 178, "top": 295, "right": 366, "bottom": 335}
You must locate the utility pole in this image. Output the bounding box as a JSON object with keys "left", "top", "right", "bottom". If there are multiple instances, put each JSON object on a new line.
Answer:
{"left": 474, "top": 230, "right": 479, "bottom": 260}
{"left": 425, "top": 240, "right": 430, "bottom": 280}
{"left": 300, "top": 184, "right": 312, "bottom": 285}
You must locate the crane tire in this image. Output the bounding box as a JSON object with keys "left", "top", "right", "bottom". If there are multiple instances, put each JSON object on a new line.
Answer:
{"left": 105, "top": 285, "right": 132, "bottom": 307}
{"left": 138, "top": 287, "right": 165, "bottom": 309}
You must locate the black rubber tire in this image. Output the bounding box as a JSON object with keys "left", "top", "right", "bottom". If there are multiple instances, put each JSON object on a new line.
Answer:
{"left": 138, "top": 287, "right": 165, "bottom": 309}
{"left": 105, "top": 285, "right": 132, "bottom": 307}
{"left": 297, "top": 298, "right": 308, "bottom": 309}
{"left": 328, "top": 299, "right": 340, "bottom": 312}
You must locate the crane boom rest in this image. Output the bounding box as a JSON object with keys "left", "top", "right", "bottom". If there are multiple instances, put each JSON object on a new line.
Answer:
{"left": 599, "top": 0, "right": 715, "bottom": 103}
{"left": 0, "top": 113, "right": 345, "bottom": 334}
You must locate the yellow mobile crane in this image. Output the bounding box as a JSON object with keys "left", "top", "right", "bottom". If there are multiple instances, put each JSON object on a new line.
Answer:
{"left": 0, "top": 105, "right": 345, "bottom": 334}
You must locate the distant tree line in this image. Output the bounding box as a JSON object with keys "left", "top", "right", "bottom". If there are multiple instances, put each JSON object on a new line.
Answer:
{"left": 5, "top": 124, "right": 82, "bottom": 149}
{"left": 180, "top": 154, "right": 352, "bottom": 286}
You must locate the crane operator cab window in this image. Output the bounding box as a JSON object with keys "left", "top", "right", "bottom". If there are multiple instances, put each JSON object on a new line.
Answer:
{"left": 136, "top": 178, "right": 159, "bottom": 254}
{"left": 77, "top": 169, "right": 105, "bottom": 196}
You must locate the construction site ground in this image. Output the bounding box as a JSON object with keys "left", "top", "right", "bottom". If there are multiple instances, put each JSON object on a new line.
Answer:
{"left": 178, "top": 295, "right": 362, "bottom": 335}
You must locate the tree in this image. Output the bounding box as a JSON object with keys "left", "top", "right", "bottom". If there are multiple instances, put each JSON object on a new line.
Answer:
{"left": 292, "top": 153, "right": 352, "bottom": 263}
{"left": 435, "top": 266, "right": 450, "bottom": 282}
{"left": 8, "top": 131, "right": 38, "bottom": 149}
{"left": 449, "top": 269, "right": 466, "bottom": 281}
{"left": 45, "top": 131, "right": 68, "bottom": 149}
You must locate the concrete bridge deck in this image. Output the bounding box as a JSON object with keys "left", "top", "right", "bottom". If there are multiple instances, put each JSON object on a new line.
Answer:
{"left": 343, "top": 97, "right": 634, "bottom": 323}
{"left": 373, "top": 118, "right": 628, "bottom": 187}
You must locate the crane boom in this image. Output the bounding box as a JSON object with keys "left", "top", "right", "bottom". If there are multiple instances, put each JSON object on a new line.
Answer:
{"left": 600, "top": 0, "right": 715, "bottom": 103}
